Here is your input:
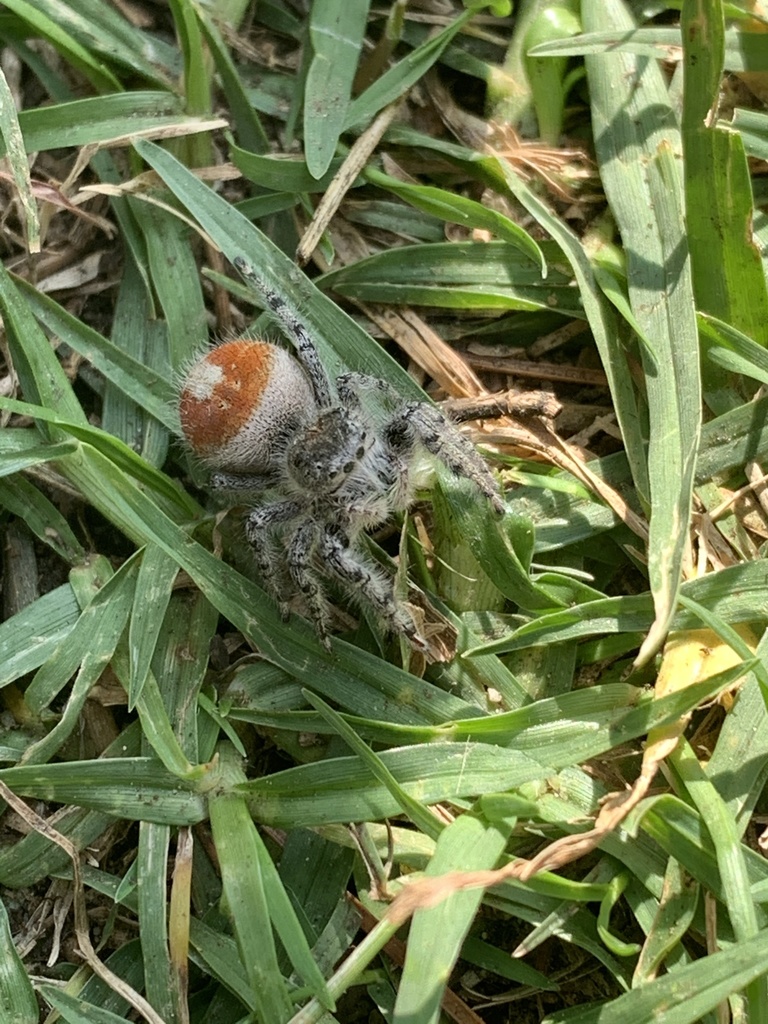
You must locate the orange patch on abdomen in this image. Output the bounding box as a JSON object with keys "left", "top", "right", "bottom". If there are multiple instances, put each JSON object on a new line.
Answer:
{"left": 179, "top": 340, "right": 275, "bottom": 458}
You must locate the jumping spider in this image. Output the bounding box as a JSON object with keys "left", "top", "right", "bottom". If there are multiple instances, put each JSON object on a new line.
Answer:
{"left": 178, "top": 257, "right": 504, "bottom": 655}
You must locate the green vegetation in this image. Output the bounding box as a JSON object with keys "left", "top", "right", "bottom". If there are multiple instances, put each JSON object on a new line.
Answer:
{"left": 1, "top": 1, "right": 768, "bottom": 1021}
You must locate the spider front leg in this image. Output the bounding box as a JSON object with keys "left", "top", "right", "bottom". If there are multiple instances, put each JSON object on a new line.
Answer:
{"left": 233, "top": 255, "right": 333, "bottom": 408}
{"left": 337, "top": 373, "right": 504, "bottom": 514}
{"left": 386, "top": 401, "right": 505, "bottom": 515}
{"left": 319, "top": 524, "right": 430, "bottom": 654}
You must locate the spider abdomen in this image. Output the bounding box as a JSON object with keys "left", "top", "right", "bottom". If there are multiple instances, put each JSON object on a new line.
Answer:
{"left": 179, "top": 339, "right": 316, "bottom": 472}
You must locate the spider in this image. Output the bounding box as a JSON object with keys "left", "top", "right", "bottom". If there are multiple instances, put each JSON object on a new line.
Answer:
{"left": 178, "top": 257, "right": 504, "bottom": 655}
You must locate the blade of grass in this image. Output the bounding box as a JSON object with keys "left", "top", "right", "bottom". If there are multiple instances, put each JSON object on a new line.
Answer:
{"left": 681, "top": 0, "right": 768, "bottom": 415}
{"left": 584, "top": 0, "right": 700, "bottom": 665}
{"left": 343, "top": 1, "right": 496, "bottom": 131}
{"left": 0, "top": 63, "right": 38, "bottom": 251}
{"left": 9, "top": 0, "right": 178, "bottom": 86}
{"left": 138, "top": 823, "right": 180, "bottom": 1024}
{"left": 363, "top": 156, "right": 545, "bottom": 272}
{"left": 394, "top": 811, "right": 513, "bottom": 1024}
{"left": 128, "top": 545, "right": 178, "bottom": 710}
{"left": 0, "top": 262, "right": 86, "bottom": 424}
{"left": 468, "top": 560, "right": 768, "bottom": 655}
{"left": 1, "top": 0, "right": 120, "bottom": 91}
{"left": 304, "top": 0, "right": 370, "bottom": 178}
{"left": 209, "top": 766, "right": 295, "bottom": 1023}
{"left": 529, "top": 24, "right": 768, "bottom": 73}
{"left": 0, "top": 897, "right": 38, "bottom": 1024}
{"left": 39, "top": 986, "right": 136, "bottom": 1024}
{"left": 135, "top": 137, "right": 424, "bottom": 394}
{"left": 0, "top": 474, "right": 84, "bottom": 564}
{"left": 670, "top": 739, "right": 766, "bottom": 1018}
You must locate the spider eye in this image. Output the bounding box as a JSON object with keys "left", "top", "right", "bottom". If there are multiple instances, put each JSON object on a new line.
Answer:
{"left": 355, "top": 445, "right": 365, "bottom": 458}
{"left": 343, "top": 461, "right": 355, "bottom": 473}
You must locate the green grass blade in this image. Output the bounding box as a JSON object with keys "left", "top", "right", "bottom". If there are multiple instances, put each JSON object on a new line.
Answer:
{"left": 343, "top": 3, "right": 480, "bottom": 131}
{"left": 23, "top": 556, "right": 137, "bottom": 721}
{"left": 128, "top": 545, "right": 178, "bottom": 709}
{"left": 365, "top": 169, "right": 545, "bottom": 271}
{"left": 0, "top": 64, "right": 38, "bottom": 251}
{"left": 0, "top": 758, "right": 206, "bottom": 825}
{"left": 0, "top": 262, "right": 86, "bottom": 424}
{"left": 321, "top": 240, "right": 581, "bottom": 313}
{"left": 138, "top": 822, "right": 180, "bottom": 1023}
{"left": 584, "top": 0, "right": 700, "bottom": 663}
{"left": 209, "top": 784, "right": 294, "bottom": 1023}
{"left": 134, "top": 137, "right": 424, "bottom": 394}
{"left": 39, "top": 985, "right": 136, "bottom": 1024}
{"left": 468, "top": 560, "right": 768, "bottom": 655}
{"left": 241, "top": 742, "right": 551, "bottom": 828}
{"left": 670, "top": 740, "right": 766, "bottom": 1018}
{"left": 394, "top": 812, "right": 513, "bottom": 1024}
{"left": 251, "top": 825, "right": 335, "bottom": 1011}
{"left": 306, "top": 691, "right": 445, "bottom": 839}
{"left": 0, "top": 897, "right": 38, "bottom": 1023}
{"left": 10, "top": 0, "right": 178, "bottom": 86}
{"left": 0, "top": 474, "right": 84, "bottom": 564}
{"left": 5, "top": 91, "right": 188, "bottom": 155}
{"left": 304, "top": 0, "right": 370, "bottom": 178}
{"left": 682, "top": 0, "right": 768, "bottom": 414}
{"left": 1, "top": 0, "right": 120, "bottom": 91}
{"left": 0, "top": 583, "right": 80, "bottom": 688}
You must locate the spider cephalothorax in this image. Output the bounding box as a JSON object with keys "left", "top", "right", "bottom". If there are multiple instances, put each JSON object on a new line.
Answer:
{"left": 178, "top": 258, "right": 504, "bottom": 655}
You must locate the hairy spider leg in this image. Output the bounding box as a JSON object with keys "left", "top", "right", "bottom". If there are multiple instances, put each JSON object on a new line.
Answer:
{"left": 233, "top": 256, "right": 333, "bottom": 408}
{"left": 318, "top": 524, "right": 430, "bottom": 654}
{"left": 245, "top": 499, "right": 305, "bottom": 618}
{"left": 386, "top": 401, "right": 505, "bottom": 514}
{"left": 285, "top": 519, "right": 335, "bottom": 649}
{"left": 338, "top": 372, "right": 504, "bottom": 515}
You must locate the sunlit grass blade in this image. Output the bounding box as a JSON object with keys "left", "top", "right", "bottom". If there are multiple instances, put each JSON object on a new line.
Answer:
{"left": 0, "top": 897, "right": 38, "bottom": 1023}
{"left": 670, "top": 740, "right": 766, "bottom": 1018}
{"left": 209, "top": 782, "right": 295, "bottom": 1022}
{"left": 128, "top": 545, "right": 178, "bottom": 710}
{"left": 363, "top": 163, "right": 545, "bottom": 271}
{"left": 241, "top": 741, "right": 550, "bottom": 828}
{"left": 304, "top": 0, "right": 370, "bottom": 178}
{"left": 0, "top": 757, "right": 207, "bottom": 825}
{"left": 12, "top": 0, "right": 178, "bottom": 86}
{"left": 0, "top": 584, "right": 81, "bottom": 688}
{"left": 0, "top": 64, "right": 38, "bottom": 251}
{"left": 133, "top": 137, "right": 424, "bottom": 394}
{"left": 343, "top": 2, "right": 487, "bottom": 131}
{"left": 394, "top": 811, "right": 513, "bottom": 1024}
{"left": 138, "top": 823, "right": 179, "bottom": 1023}
{"left": 39, "top": 985, "right": 136, "bottom": 1024}
{"left": 0, "top": 262, "right": 86, "bottom": 424}
{"left": 1, "top": 0, "right": 120, "bottom": 91}
{"left": 682, "top": 0, "right": 768, "bottom": 414}
{"left": 583, "top": 0, "right": 700, "bottom": 664}
{"left": 467, "top": 559, "right": 768, "bottom": 655}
